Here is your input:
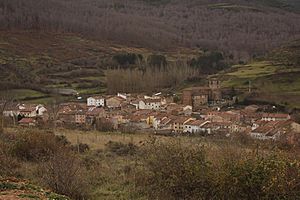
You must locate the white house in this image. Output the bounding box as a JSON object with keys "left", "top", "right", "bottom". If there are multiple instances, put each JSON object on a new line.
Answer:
{"left": 250, "top": 120, "right": 296, "bottom": 140}
{"left": 87, "top": 96, "right": 105, "bottom": 107}
{"left": 17, "top": 104, "right": 47, "bottom": 118}
{"left": 183, "top": 120, "right": 209, "bottom": 133}
{"left": 117, "top": 93, "right": 128, "bottom": 100}
{"left": 153, "top": 117, "right": 173, "bottom": 131}
{"left": 139, "top": 99, "right": 162, "bottom": 110}
{"left": 261, "top": 113, "right": 290, "bottom": 122}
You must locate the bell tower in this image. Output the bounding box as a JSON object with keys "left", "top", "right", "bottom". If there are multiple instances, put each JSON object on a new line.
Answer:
{"left": 209, "top": 78, "right": 221, "bottom": 90}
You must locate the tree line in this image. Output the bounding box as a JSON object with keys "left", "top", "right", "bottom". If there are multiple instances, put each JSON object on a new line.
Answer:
{"left": 106, "top": 61, "right": 198, "bottom": 93}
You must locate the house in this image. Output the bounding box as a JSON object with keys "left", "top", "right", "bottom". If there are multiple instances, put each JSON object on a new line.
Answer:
{"left": 117, "top": 93, "right": 128, "bottom": 100}
{"left": 250, "top": 120, "right": 298, "bottom": 140}
{"left": 18, "top": 118, "right": 36, "bottom": 126}
{"left": 230, "top": 123, "right": 250, "bottom": 133}
{"left": 109, "top": 115, "right": 129, "bottom": 129}
{"left": 154, "top": 116, "right": 174, "bottom": 135}
{"left": 87, "top": 96, "right": 105, "bottom": 107}
{"left": 106, "top": 96, "right": 125, "bottom": 109}
{"left": 126, "top": 114, "right": 150, "bottom": 130}
{"left": 129, "top": 99, "right": 140, "bottom": 110}
{"left": 200, "top": 122, "right": 231, "bottom": 134}
{"left": 241, "top": 110, "right": 262, "bottom": 124}
{"left": 183, "top": 120, "right": 209, "bottom": 134}
{"left": 57, "top": 103, "right": 87, "bottom": 124}
{"left": 75, "top": 111, "right": 86, "bottom": 124}
{"left": 172, "top": 117, "right": 195, "bottom": 133}
{"left": 182, "top": 79, "right": 222, "bottom": 110}
{"left": 15, "top": 104, "right": 47, "bottom": 118}
{"left": 59, "top": 102, "right": 87, "bottom": 113}
{"left": 200, "top": 122, "right": 215, "bottom": 134}
{"left": 205, "top": 111, "right": 241, "bottom": 123}
{"left": 182, "top": 105, "right": 193, "bottom": 116}
{"left": 261, "top": 113, "right": 291, "bottom": 122}
{"left": 244, "top": 105, "right": 260, "bottom": 112}
{"left": 251, "top": 120, "right": 268, "bottom": 130}
{"left": 153, "top": 113, "right": 169, "bottom": 130}
{"left": 139, "top": 98, "right": 162, "bottom": 110}
{"left": 86, "top": 107, "right": 107, "bottom": 124}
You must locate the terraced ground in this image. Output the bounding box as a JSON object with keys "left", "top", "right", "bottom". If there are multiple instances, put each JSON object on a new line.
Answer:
{"left": 217, "top": 40, "right": 300, "bottom": 108}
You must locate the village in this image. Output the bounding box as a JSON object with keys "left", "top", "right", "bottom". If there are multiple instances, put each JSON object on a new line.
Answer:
{"left": 2, "top": 79, "right": 300, "bottom": 144}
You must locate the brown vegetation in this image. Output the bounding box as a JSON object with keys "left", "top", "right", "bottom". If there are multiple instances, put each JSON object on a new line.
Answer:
{"left": 1, "top": 128, "right": 300, "bottom": 200}
{"left": 106, "top": 62, "right": 198, "bottom": 93}
{"left": 0, "top": 0, "right": 299, "bottom": 60}
{"left": 135, "top": 139, "right": 300, "bottom": 200}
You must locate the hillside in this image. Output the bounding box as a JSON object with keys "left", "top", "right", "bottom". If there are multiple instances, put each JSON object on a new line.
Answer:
{"left": 257, "top": 0, "right": 300, "bottom": 12}
{"left": 1, "top": 0, "right": 300, "bottom": 60}
{"left": 0, "top": 31, "right": 200, "bottom": 103}
{"left": 217, "top": 40, "right": 300, "bottom": 109}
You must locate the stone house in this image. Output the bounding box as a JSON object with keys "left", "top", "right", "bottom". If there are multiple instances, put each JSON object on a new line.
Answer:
{"left": 106, "top": 96, "right": 124, "bottom": 109}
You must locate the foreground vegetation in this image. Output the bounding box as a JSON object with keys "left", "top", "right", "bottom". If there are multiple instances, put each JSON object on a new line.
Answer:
{"left": 1, "top": 128, "right": 300, "bottom": 199}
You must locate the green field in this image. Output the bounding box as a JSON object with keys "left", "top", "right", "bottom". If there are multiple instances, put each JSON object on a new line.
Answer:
{"left": 218, "top": 41, "right": 300, "bottom": 108}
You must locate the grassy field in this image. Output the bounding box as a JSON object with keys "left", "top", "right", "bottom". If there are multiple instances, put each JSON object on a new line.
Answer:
{"left": 55, "top": 129, "right": 219, "bottom": 151}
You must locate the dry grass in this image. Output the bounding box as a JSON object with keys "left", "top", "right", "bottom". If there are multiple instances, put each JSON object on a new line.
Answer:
{"left": 56, "top": 129, "right": 151, "bottom": 150}
{"left": 55, "top": 129, "right": 222, "bottom": 150}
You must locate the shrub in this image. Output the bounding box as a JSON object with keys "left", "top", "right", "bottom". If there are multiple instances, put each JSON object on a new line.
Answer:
{"left": 96, "top": 118, "right": 114, "bottom": 132}
{"left": 11, "top": 131, "right": 67, "bottom": 161}
{"left": 105, "top": 141, "right": 137, "bottom": 156}
{"left": 135, "top": 139, "right": 300, "bottom": 200}
{"left": 71, "top": 143, "right": 90, "bottom": 153}
{"left": 189, "top": 51, "right": 229, "bottom": 74}
{"left": 38, "top": 149, "right": 90, "bottom": 200}
{"left": 0, "top": 142, "right": 20, "bottom": 177}
{"left": 147, "top": 54, "right": 167, "bottom": 68}
{"left": 135, "top": 140, "right": 215, "bottom": 200}
{"left": 113, "top": 53, "right": 140, "bottom": 66}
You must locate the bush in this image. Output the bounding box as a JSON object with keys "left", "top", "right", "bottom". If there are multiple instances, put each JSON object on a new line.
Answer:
{"left": 135, "top": 139, "right": 300, "bottom": 200}
{"left": 96, "top": 118, "right": 114, "bottom": 132}
{"left": 147, "top": 54, "right": 167, "bottom": 68}
{"left": 11, "top": 131, "right": 67, "bottom": 161}
{"left": 71, "top": 143, "right": 90, "bottom": 153}
{"left": 38, "top": 149, "right": 90, "bottom": 200}
{"left": 105, "top": 141, "right": 137, "bottom": 156}
{"left": 113, "top": 53, "right": 141, "bottom": 66}
{"left": 0, "top": 142, "right": 20, "bottom": 177}
{"left": 135, "top": 140, "right": 214, "bottom": 200}
{"left": 189, "top": 51, "right": 229, "bottom": 74}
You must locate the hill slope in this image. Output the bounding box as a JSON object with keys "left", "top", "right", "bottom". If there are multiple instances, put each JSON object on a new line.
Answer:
{"left": 217, "top": 40, "right": 300, "bottom": 108}
{"left": 1, "top": 0, "right": 299, "bottom": 60}
{"left": 0, "top": 31, "right": 199, "bottom": 103}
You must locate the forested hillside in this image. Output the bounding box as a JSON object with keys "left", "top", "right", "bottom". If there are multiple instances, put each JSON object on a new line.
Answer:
{"left": 1, "top": 0, "right": 300, "bottom": 61}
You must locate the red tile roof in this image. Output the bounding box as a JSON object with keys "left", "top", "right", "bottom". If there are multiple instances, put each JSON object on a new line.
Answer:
{"left": 262, "top": 113, "right": 290, "bottom": 118}
{"left": 19, "top": 118, "right": 35, "bottom": 124}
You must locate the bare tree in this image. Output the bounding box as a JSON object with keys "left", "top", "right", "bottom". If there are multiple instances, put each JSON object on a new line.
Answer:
{"left": 0, "top": 0, "right": 299, "bottom": 59}
{"left": 38, "top": 148, "right": 90, "bottom": 199}
{"left": 0, "top": 91, "right": 14, "bottom": 133}
{"left": 48, "top": 96, "right": 64, "bottom": 133}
